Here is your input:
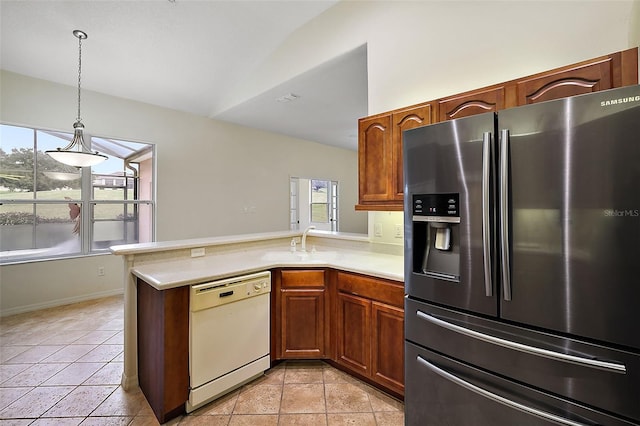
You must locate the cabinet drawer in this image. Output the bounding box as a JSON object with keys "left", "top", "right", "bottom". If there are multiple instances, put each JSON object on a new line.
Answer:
{"left": 337, "top": 272, "right": 403, "bottom": 307}
{"left": 281, "top": 269, "right": 325, "bottom": 288}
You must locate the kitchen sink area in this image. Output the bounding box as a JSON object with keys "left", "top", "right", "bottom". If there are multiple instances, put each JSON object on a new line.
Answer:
{"left": 110, "top": 229, "right": 404, "bottom": 423}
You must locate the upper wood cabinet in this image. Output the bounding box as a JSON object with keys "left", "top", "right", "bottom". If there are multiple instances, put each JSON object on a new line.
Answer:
{"left": 357, "top": 114, "right": 392, "bottom": 206}
{"left": 438, "top": 85, "right": 509, "bottom": 122}
{"left": 391, "top": 105, "right": 433, "bottom": 200}
{"left": 515, "top": 48, "right": 638, "bottom": 105}
{"left": 356, "top": 47, "right": 638, "bottom": 210}
{"left": 356, "top": 103, "right": 433, "bottom": 210}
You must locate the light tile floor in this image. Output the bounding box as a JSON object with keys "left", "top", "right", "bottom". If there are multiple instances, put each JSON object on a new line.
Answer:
{"left": 0, "top": 295, "right": 404, "bottom": 425}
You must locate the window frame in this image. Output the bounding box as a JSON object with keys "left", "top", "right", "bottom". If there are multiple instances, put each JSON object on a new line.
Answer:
{"left": 0, "top": 122, "right": 156, "bottom": 265}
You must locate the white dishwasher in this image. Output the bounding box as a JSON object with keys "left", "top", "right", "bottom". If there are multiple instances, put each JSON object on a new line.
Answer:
{"left": 187, "top": 270, "right": 271, "bottom": 412}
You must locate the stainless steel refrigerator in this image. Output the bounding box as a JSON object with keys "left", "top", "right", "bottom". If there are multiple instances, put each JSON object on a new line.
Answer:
{"left": 403, "top": 85, "right": 640, "bottom": 425}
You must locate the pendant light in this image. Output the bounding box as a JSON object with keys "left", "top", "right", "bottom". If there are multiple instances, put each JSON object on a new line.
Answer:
{"left": 46, "top": 30, "right": 108, "bottom": 167}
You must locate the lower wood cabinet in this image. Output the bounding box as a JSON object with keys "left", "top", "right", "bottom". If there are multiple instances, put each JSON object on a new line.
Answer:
{"left": 274, "top": 269, "right": 329, "bottom": 359}
{"left": 335, "top": 271, "right": 405, "bottom": 397}
{"left": 137, "top": 267, "right": 405, "bottom": 425}
{"left": 336, "top": 292, "right": 371, "bottom": 375}
{"left": 371, "top": 300, "right": 404, "bottom": 395}
{"left": 137, "top": 279, "right": 189, "bottom": 423}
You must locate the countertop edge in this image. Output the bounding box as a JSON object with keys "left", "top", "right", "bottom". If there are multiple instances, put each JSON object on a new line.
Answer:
{"left": 110, "top": 230, "right": 370, "bottom": 255}
{"left": 131, "top": 250, "right": 403, "bottom": 290}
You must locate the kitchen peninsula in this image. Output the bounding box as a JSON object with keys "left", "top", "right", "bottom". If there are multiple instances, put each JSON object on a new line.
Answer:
{"left": 110, "top": 230, "right": 404, "bottom": 423}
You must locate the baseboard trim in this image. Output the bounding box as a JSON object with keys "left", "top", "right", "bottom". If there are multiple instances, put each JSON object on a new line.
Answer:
{"left": 0, "top": 288, "right": 124, "bottom": 317}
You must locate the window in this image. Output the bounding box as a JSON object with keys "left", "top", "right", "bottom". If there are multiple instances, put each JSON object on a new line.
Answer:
{"left": 289, "top": 177, "right": 338, "bottom": 232}
{"left": 0, "top": 124, "right": 155, "bottom": 263}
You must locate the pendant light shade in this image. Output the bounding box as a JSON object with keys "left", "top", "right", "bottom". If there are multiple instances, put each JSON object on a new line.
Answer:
{"left": 46, "top": 30, "right": 108, "bottom": 167}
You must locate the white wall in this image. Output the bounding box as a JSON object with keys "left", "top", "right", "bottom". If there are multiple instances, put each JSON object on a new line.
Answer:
{"left": 0, "top": 70, "right": 367, "bottom": 315}
{"left": 0, "top": 255, "right": 123, "bottom": 315}
{"left": 239, "top": 0, "right": 638, "bottom": 115}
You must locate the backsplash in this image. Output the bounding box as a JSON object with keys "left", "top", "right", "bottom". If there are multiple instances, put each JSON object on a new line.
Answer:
{"left": 368, "top": 211, "right": 404, "bottom": 246}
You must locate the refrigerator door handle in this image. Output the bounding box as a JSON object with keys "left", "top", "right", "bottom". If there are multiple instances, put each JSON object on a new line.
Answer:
{"left": 416, "top": 355, "right": 590, "bottom": 426}
{"left": 416, "top": 310, "right": 627, "bottom": 373}
{"left": 482, "top": 131, "right": 493, "bottom": 297}
{"left": 500, "top": 129, "right": 512, "bottom": 301}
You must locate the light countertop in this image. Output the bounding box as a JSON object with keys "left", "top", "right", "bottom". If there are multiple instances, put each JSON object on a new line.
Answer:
{"left": 112, "top": 230, "right": 404, "bottom": 289}
{"left": 131, "top": 246, "right": 403, "bottom": 289}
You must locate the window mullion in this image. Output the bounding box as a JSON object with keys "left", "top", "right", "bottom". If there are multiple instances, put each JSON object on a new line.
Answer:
{"left": 81, "top": 162, "right": 92, "bottom": 254}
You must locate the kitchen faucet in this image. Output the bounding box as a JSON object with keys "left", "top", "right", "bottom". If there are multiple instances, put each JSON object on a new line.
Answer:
{"left": 301, "top": 225, "right": 316, "bottom": 252}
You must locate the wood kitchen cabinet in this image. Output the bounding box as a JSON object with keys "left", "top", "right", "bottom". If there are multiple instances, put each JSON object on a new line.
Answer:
{"left": 357, "top": 114, "right": 392, "bottom": 208}
{"left": 273, "top": 269, "right": 329, "bottom": 359}
{"left": 438, "top": 48, "right": 638, "bottom": 121}
{"left": 137, "top": 279, "right": 189, "bottom": 423}
{"left": 391, "top": 105, "right": 434, "bottom": 201}
{"left": 334, "top": 271, "right": 405, "bottom": 396}
{"left": 438, "top": 85, "right": 510, "bottom": 122}
{"left": 514, "top": 48, "right": 638, "bottom": 106}
{"left": 357, "top": 47, "right": 638, "bottom": 210}
{"left": 356, "top": 103, "right": 433, "bottom": 210}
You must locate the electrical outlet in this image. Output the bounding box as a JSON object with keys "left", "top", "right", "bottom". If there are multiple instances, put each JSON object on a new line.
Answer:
{"left": 394, "top": 224, "right": 403, "bottom": 238}
{"left": 191, "top": 247, "right": 205, "bottom": 258}
{"left": 97, "top": 266, "right": 105, "bottom": 276}
{"left": 374, "top": 223, "right": 383, "bottom": 237}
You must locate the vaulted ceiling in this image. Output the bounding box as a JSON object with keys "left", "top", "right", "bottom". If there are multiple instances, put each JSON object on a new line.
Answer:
{"left": 0, "top": 0, "right": 367, "bottom": 150}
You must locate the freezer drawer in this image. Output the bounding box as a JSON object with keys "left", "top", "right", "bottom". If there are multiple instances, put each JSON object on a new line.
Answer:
{"left": 406, "top": 297, "right": 640, "bottom": 423}
{"left": 405, "top": 341, "right": 638, "bottom": 426}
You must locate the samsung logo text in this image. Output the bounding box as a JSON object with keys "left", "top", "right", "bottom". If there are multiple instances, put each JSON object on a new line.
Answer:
{"left": 600, "top": 95, "right": 640, "bottom": 107}
{"left": 603, "top": 209, "right": 640, "bottom": 217}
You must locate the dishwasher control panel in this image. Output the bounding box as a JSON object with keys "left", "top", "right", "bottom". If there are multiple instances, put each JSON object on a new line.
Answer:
{"left": 190, "top": 271, "right": 271, "bottom": 312}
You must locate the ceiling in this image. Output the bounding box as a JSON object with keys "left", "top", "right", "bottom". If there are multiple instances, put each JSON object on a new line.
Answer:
{"left": 0, "top": 0, "right": 367, "bottom": 151}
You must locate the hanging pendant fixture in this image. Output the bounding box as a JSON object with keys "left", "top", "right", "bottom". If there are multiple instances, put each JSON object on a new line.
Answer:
{"left": 46, "top": 30, "right": 108, "bottom": 167}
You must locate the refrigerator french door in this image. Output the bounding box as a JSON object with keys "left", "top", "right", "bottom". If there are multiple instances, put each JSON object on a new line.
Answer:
{"left": 403, "top": 85, "right": 640, "bottom": 426}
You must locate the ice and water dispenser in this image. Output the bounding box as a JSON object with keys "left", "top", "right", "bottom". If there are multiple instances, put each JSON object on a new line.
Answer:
{"left": 412, "top": 193, "right": 460, "bottom": 282}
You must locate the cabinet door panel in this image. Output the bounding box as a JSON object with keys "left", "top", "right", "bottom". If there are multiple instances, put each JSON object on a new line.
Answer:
{"left": 392, "top": 105, "right": 433, "bottom": 200}
{"left": 281, "top": 289, "right": 325, "bottom": 358}
{"left": 358, "top": 115, "right": 392, "bottom": 202}
{"left": 516, "top": 57, "right": 615, "bottom": 105}
{"left": 371, "top": 301, "right": 404, "bottom": 395}
{"left": 336, "top": 292, "right": 371, "bottom": 374}
{"left": 438, "top": 87, "right": 506, "bottom": 121}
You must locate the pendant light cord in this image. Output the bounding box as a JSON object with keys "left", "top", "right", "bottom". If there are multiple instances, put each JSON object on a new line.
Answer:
{"left": 77, "top": 34, "right": 82, "bottom": 123}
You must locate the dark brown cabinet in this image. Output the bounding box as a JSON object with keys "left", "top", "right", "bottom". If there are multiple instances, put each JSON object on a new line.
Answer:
{"left": 357, "top": 104, "right": 433, "bottom": 210}
{"left": 371, "top": 301, "right": 404, "bottom": 395}
{"left": 514, "top": 48, "right": 638, "bottom": 105}
{"left": 336, "top": 292, "right": 371, "bottom": 375}
{"left": 335, "top": 271, "right": 405, "bottom": 396}
{"left": 357, "top": 47, "right": 638, "bottom": 210}
{"left": 136, "top": 279, "right": 189, "bottom": 423}
{"left": 357, "top": 114, "right": 392, "bottom": 207}
{"left": 391, "top": 105, "right": 433, "bottom": 200}
{"left": 274, "top": 269, "right": 329, "bottom": 359}
{"left": 438, "top": 85, "right": 509, "bottom": 122}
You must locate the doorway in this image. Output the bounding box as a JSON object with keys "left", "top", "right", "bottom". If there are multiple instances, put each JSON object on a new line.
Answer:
{"left": 290, "top": 177, "right": 338, "bottom": 231}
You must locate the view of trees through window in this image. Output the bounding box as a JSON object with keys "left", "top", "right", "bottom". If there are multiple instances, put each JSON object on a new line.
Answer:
{"left": 0, "top": 124, "right": 155, "bottom": 263}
